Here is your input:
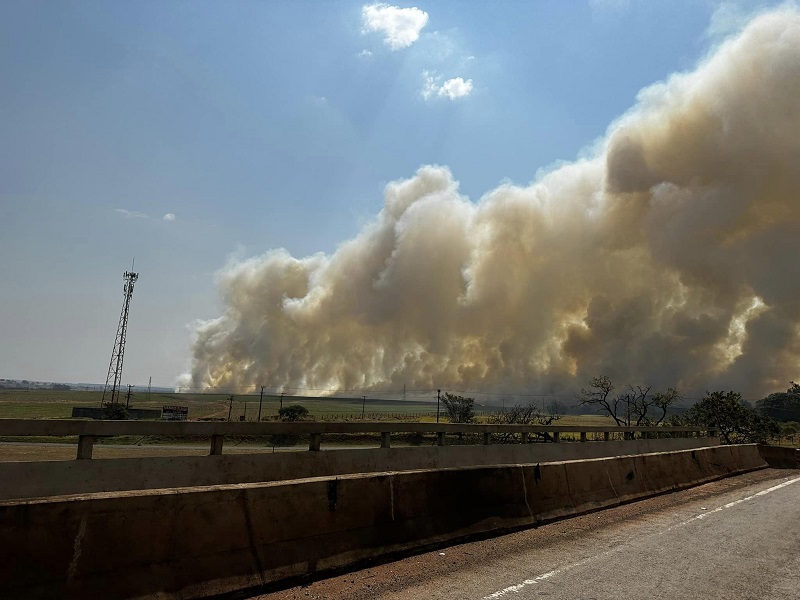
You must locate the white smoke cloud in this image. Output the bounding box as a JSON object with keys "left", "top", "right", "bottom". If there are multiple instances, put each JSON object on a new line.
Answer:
{"left": 362, "top": 3, "right": 429, "bottom": 50}
{"left": 189, "top": 8, "right": 800, "bottom": 399}
{"left": 163, "top": 213, "right": 176, "bottom": 222}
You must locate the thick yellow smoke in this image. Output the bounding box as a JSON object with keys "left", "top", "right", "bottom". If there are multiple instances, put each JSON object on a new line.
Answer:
{"left": 188, "top": 9, "right": 800, "bottom": 398}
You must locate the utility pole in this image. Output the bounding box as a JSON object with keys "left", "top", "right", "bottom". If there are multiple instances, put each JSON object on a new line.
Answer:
{"left": 227, "top": 395, "right": 234, "bottom": 422}
{"left": 436, "top": 389, "right": 441, "bottom": 423}
{"left": 101, "top": 268, "right": 139, "bottom": 407}
{"left": 362, "top": 395, "right": 366, "bottom": 419}
{"left": 242, "top": 399, "right": 247, "bottom": 420}
{"left": 146, "top": 376, "right": 152, "bottom": 403}
{"left": 125, "top": 384, "right": 134, "bottom": 409}
{"left": 279, "top": 392, "right": 284, "bottom": 412}
{"left": 258, "top": 385, "right": 265, "bottom": 422}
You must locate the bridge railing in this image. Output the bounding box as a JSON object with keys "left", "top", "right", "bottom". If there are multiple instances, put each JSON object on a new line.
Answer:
{"left": 0, "top": 419, "right": 714, "bottom": 459}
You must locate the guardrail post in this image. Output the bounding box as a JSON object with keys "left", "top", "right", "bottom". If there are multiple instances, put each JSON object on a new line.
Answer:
{"left": 77, "top": 435, "right": 95, "bottom": 460}
{"left": 436, "top": 432, "right": 445, "bottom": 446}
{"left": 309, "top": 433, "right": 322, "bottom": 451}
{"left": 521, "top": 432, "right": 529, "bottom": 444}
{"left": 708, "top": 428, "right": 717, "bottom": 438}
{"left": 552, "top": 432, "right": 560, "bottom": 443}
{"left": 209, "top": 435, "right": 224, "bottom": 455}
{"left": 580, "top": 431, "right": 587, "bottom": 443}
{"left": 380, "top": 432, "right": 391, "bottom": 448}
{"left": 483, "top": 432, "right": 491, "bottom": 445}
{"left": 603, "top": 431, "right": 610, "bottom": 442}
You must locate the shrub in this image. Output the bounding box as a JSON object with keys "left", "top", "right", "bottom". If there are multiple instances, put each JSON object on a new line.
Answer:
{"left": 441, "top": 393, "right": 475, "bottom": 424}
{"left": 102, "top": 401, "right": 128, "bottom": 420}
{"left": 278, "top": 404, "right": 309, "bottom": 421}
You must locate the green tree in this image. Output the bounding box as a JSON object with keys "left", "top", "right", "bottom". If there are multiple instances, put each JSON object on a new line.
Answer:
{"left": 269, "top": 404, "right": 309, "bottom": 447}
{"left": 441, "top": 393, "right": 475, "bottom": 424}
{"left": 278, "top": 405, "right": 309, "bottom": 421}
{"left": 755, "top": 382, "right": 800, "bottom": 422}
{"left": 685, "top": 391, "right": 778, "bottom": 444}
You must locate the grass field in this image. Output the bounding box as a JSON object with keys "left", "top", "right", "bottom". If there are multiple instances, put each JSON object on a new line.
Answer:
{"left": 2, "top": 390, "right": 796, "bottom": 462}
{"left": 0, "top": 389, "right": 614, "bottom": 423}
{"left": 0, "top": 389, "right": 444, "bottom": 420}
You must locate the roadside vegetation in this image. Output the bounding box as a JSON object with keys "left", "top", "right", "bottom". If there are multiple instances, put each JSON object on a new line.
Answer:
{"left": 2, "top": 379, "right": 799, "bottom": 448}
{"left": 577, "top": 376, "right": 786, "bottom": 445}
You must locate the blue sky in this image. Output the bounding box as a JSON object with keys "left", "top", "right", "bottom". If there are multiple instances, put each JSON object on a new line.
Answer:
{"left": 0, "top": 1, "right": 781, "bottom": 387}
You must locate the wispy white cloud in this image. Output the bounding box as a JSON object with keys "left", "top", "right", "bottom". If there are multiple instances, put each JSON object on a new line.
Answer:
{"left": 359, "top": 49, "right": 373, "bottom": 57}
{"left": 116, "top": 208, "right": 148, "bottom": 219}
{"left": 421, "top": 71, "right": 439, "bottom": 100}
{"left": 421, "top": 71, "right": 473, "bottom": 100}
{"left": 115, "top": 208, "right": 176, "bottom": 222}
{"left": 362, "top": 3, "right": 429, "bottom": 50}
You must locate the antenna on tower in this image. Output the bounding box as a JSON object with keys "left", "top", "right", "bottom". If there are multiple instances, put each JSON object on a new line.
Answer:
{"left": 100, "top": 267, "right": 139, "bottom": 408}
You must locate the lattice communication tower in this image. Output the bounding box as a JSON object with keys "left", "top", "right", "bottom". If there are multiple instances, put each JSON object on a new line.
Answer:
{"left": 101, "top": 270, "right": 139, "bottom": 406}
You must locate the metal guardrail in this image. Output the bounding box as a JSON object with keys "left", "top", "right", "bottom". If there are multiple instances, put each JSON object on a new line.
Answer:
{"left": 0, "top": 419, "right": 713, "bottom": 460}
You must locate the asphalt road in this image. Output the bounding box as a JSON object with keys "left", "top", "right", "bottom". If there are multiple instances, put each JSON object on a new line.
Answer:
{"left": 258, "top": 469, "right": 800, "bottom": 600}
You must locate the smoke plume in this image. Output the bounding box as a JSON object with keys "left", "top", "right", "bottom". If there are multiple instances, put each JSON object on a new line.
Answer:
{"left": 188, "top": 9, "right": 800, "bottom": 398}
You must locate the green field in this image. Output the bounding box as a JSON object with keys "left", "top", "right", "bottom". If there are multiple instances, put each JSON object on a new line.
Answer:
{"left": 0, "top": 388, "right": 615, "bottom": 426}
{"left": 0, "top": 389, "right": 443, "bottom": 421}
{"left": 0, "top": 389, "right": 637, "bottom": 456}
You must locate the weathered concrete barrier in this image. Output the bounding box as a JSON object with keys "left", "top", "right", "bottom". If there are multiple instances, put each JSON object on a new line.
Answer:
{"left": 756, "top": 444, "right": 800, "bottom": 468}
{"left": 0, "top": 437, "right": 717, "bottom": 501}
{"left": 0, "top": 444, "right": 766, "bottom": 599}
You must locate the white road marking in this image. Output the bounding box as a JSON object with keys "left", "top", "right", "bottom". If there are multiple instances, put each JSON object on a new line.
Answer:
{"left": 482, "top": 568, "right": 560, "bottom": 599}
{"left": 481, "top": 475, "right": 800, "bottom": 599}
{"left": 671, "top": 475, "right": 800, "bottom": 528}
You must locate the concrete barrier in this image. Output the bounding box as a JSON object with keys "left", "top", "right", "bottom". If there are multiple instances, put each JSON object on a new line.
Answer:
{"left": 0, "top": 444, "right": 766, "bottom": 599}
{"left": 756, "top": 444, "right": 800, "bottom": 468}
{"left": 0, "top": 437, "right": 717, "bottom": 500}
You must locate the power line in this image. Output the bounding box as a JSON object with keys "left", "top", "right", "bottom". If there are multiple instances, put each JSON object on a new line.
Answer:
{"left": 142, "top": 381, "right": 761, "bottom": 404}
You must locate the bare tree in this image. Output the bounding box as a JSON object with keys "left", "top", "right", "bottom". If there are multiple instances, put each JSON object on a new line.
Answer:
{"left": 488, "top": 401, "right": 564, "bottom": 443}
{"left": 645, "top": 388, "right": 680, "bottom": 426}
{"left": 579, "top": 376, "right": 680, "bottom": 428}
{"left": 579, "top": 376, "right": 624, "bottom": 425}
